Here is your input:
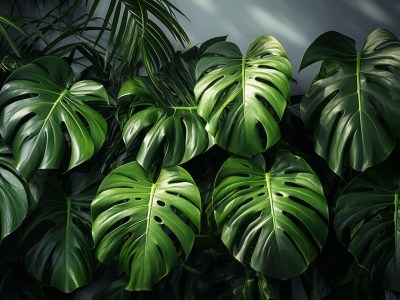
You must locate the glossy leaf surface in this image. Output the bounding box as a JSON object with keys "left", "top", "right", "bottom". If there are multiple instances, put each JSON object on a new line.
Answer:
{"left": 0, "top": 56, "right": 109, "bottom": 179}
{"left": 213, "top": 150, "right": 328, "bottom": 279}
{"left": 92, "top": 162, "right": 201, "bottom": 290}
{"left": 0, "top": 162, "right": 28, "bottom": 242}
{"left": 300, "top": 28, "right": 400, "bottom": 175}
{"left": 195, "top": 35, "right": 291, "bottom": 156}
{"left": 119, "top": 43, "right": 217, "bottom": 170}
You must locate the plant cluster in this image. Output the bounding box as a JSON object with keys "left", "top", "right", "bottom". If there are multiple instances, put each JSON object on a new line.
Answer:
{"left": 0, "top": 1, "right": 399, "bottom": 299}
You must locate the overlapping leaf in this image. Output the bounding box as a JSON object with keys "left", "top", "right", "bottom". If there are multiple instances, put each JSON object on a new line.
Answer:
{"left": 300, "top": 28, "right": 400, "bottom": 175}
{"left": 335, "top": 163, "right": 400, "bottom": 291}
{"left": 19, "top": 173, "right": 100, "bottom": 292}
{"left": 92, "top": 162, "right": 201, "bottom": 290}
{"left": 0, "top": 56, "right": 109, "bottom": 179}
{"left": 195, "top": 35, "right": 291, "bottom": 157}
{"left": 0, "top": 137, "right": 29, "bottom": 242}
{"left": 0, "top": 165, "right": 28, "bottom": 242}
{"left": 119, "top": 40, "right": 226, "bottom": 170}
{"left": 213, "top": 150, "right": 328, "bottom": 279}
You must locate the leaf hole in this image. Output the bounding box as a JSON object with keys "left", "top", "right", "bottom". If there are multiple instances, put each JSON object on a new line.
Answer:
{"left": 256, "top": 122, "right": 268, "bottom": 146}
{"left": 284, "top": 181, "right": 303, "bottom": 188}
{"left": 76, "top": 111, "right": 90, "bottom": 129}
{"left": 283, "top": 169, "right": 301, "bottom": 175}
{"left": 157, "top": 200, "right": 166, "bottom": 207}
{"left": 240, "top": 162, "right": 251, "bottom": 168}
{"left": 282, "top": 212, "right": 321, "bottom": 253}
{"left": 255, "top": 94, "right": 281, "bottom": 121}
{"left": 154, "top": 216, "right": 163, "bottom": 223}
{"left": 238, "top": 185, "right": 251, "bottom": 191}
{"left": 236, "top": 173, "right": 251, "bottom": 178}
{"left": 113, "top": 198, "right": 130, "bottom": 206}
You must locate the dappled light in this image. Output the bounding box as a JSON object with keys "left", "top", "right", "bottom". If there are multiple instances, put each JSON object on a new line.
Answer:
{"left": 175, "top": 0, "right": 400, "bottom": 94}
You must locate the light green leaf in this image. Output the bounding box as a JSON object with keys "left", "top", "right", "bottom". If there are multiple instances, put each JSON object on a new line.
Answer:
{"left": 0, "top": 56, "right": 109, "bottom": 180}
{"left": 213, "top": 150, "right": 328, "bottom": 279}
{"left": 92, "top": 162, "right": 201, "bottom": 291}
{"left": 195, "top": 35, "right": 291, "bottom": 157}
{"left": 300, "top": 28, "right": 400, "bottom": 176}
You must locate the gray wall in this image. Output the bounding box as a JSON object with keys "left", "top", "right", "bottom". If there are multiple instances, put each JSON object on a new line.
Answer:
{"left": 173, "top": 0, "right": 400, "bottom": 94}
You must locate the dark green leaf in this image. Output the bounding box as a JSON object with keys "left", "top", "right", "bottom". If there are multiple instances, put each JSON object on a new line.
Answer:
{"left": 19, "top": 173, "right": 100, "bottom": 292}
{"left": 213, "top": 150, "right": 329, "bottom": 279}
{"left": 335, "top": 162, "right": 400, "bottom": 291}
{"left": 0, "top": 162, "right": 28, "bottom": 242}
{"left": 0, "top": 56, "right": 109, "bottom": 180}
{"left": 119, "top": 46, "right": 213, "bottom": 170}
{"left": 300, "top": 28, "right": 400, "bottom": 175}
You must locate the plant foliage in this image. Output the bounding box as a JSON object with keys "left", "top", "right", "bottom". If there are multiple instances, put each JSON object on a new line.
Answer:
{"left": 0, "top": 1, "right": 399, "bottom": 298}
{"left": 300, "top": 28, "right": 400, "bottom": 176}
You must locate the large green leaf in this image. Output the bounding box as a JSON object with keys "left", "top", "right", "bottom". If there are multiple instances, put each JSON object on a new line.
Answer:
{"left": 300, "top": 28, "right": 400, "bottom": 176}
{"left": 195, "top": 35, "right": 291, "bottom": 157}
{"left": 0, "top": 162, "right": 28, "bottom": 242}
{"left": 0, "top": 56, "right": 109, "bottom": 180}
{"left": 0, "top": 137, "right": 29, "bottom": 242}
{"left": 19, "top": 173, "right": 100, "bottom": 292}
{"left": 92, "top": 162, "right": 201, "bottom": 291}
{"left": 335, "top": 163, "right": 400, "bottom": 291}
{"left": 118, "top": 42, "right": 220, "bottom": 170}
{"left": 213, "top": 150, "right": 329, "bottom": 279}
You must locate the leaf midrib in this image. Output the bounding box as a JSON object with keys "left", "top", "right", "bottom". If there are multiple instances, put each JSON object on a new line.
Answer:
{"left": 144, "top": 183, "right": 157, "bottom": 268}
{"left": 356, "top": 52, "right": 365, "bottom": 149}
{"left": 265, "top": 173, "right": 276, "bottom": 233}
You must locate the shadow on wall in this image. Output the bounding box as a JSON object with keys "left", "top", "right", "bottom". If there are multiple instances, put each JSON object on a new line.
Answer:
{"left": 174, "top": 0, "right": 400, "bottom": 94}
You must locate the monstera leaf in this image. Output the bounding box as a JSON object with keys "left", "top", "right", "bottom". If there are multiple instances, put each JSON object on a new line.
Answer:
{"left": 300, "top": 28, "right": 400, "bottom": 176}
{"left": 0, "top": 162, "right": 29, "bottom": 242}
{"left": 335, "top": 162, "right": 400, "bottom": 291}
{"left": 119, "top": 39, "right": 225, "bottom": 170}
{"left": 0, "top": 138, "right": 29, "bottom": 242}
{"left": 92, "top": 162, "right": 201, "bottom": 291}
{"left": 0, "top": 56, "right": 109, "bottom": 180}
{"left": 19, "top": 173, "right": 100, "bottom": 292}
{"left": 195, "top": 35, "right": 291, "bottom": 157}
{"left": 213, "top": 150, "right": 329, "bottom": 279}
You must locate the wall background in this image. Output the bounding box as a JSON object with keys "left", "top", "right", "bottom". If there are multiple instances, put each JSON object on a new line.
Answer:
{"left": 1, "top": 0, "right": 399, "bottom": 95}
{"left": 172, "top": 0, "right": 400, "bottom": 94}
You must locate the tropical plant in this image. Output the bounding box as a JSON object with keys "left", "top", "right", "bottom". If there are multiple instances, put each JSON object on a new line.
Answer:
{"left": 0, "top": 0, "right": 399, "bottom": 298}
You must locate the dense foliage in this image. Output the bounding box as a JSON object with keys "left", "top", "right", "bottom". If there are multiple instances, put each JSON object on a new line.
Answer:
{"left": 0, "top": 1, "right": 399, "bottom": 299}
